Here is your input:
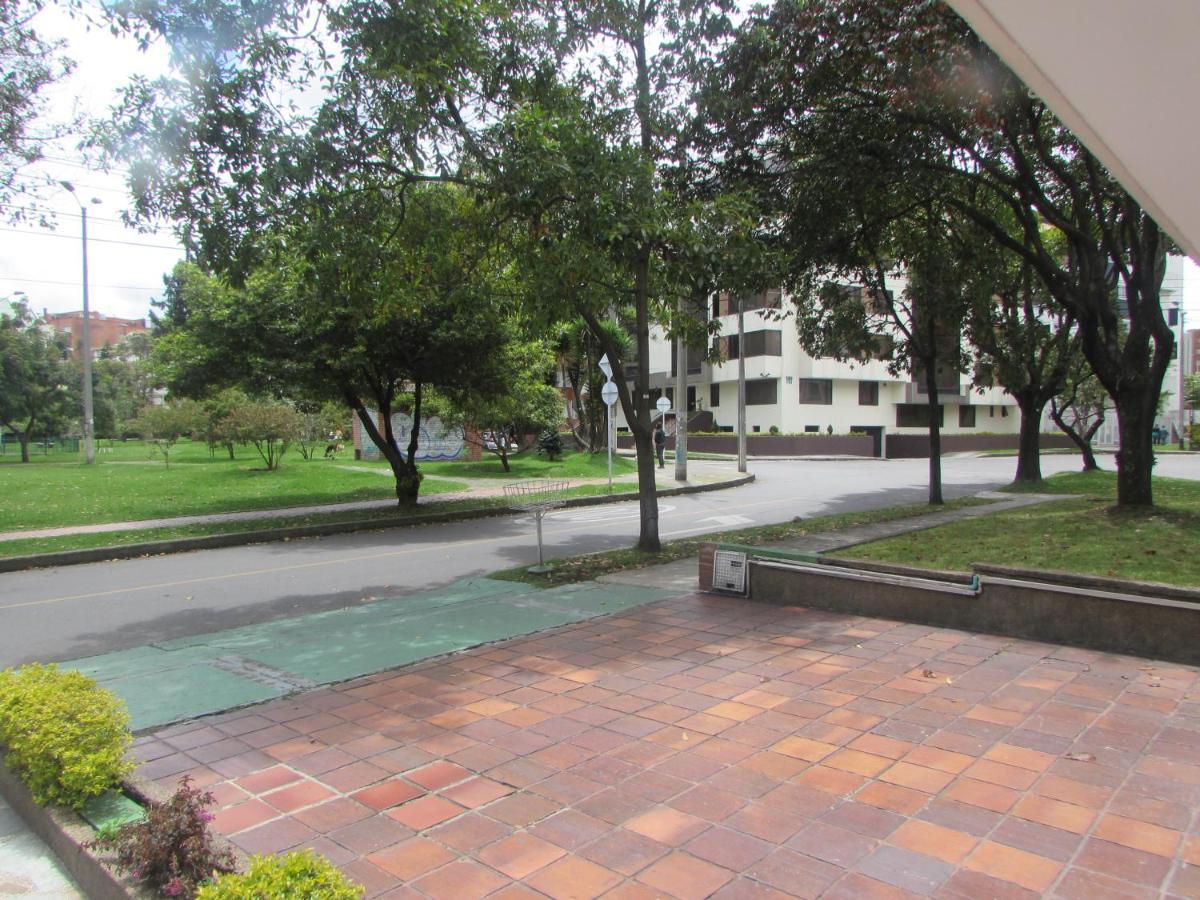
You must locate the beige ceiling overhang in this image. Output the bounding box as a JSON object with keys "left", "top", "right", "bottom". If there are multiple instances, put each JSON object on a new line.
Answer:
{"left": 947, "top": 0, "right": 1200, "bottom": 263}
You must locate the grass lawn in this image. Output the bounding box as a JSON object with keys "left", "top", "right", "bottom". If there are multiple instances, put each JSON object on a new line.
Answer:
{"left": 833, "top": 470, "right": 1200, "bottom": 586}
{"left": 491, "top": 497, "right": 988, "bottom": 588}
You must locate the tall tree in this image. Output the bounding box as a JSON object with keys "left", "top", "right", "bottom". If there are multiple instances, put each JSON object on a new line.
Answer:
{"left": 152, "top": 184, "right": 514, "bottom": 504}
{"left": 104, "top": 0, "right": 746, "bottom": 551}
{"left": 0, "top": 301, "right": 75, "bottom": 462}
{"left": 708, "top": 0, "right": 1172, "bottom": 506}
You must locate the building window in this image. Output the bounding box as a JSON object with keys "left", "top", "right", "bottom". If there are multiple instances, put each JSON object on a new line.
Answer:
{"left": 710, "top": 384, "right": 720, "bottom": 408}
{"left": 858, "top": 381, "right": 879, "bottom": 406}
{"left": 959, "top": 406, "right": 976, "bottom": 428}
{"left": 799, "top": 378, "right": 833, "bottom": 405}
{"left": 897, "top": 404, "right": 943, "bottom": 428}
{"left": 716, "top": 329, "right": 782, "bottom": 360}
{"left": 745, "top": 379, "right": 778, "bottom": 406}
{"left": 804, "top": 425, "right": 820, "bottom": 433}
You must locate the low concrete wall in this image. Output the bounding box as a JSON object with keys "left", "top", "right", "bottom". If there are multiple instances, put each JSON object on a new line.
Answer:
{"left": 619, "top": 434, "right": 876, "bottom": 456}
{"left": 698, "top": 543, "right": 1200, "bottom": 665}
{"left": 885, "top": 433, "right": 1077, "bottom": 458}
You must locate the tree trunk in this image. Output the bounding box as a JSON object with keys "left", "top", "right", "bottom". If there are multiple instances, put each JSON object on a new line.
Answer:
{"left": 1049, "top": 399, "right": 1101, "bottom": 472}
{"left": 350, "top": 394, "right": 419, "bottom": 507}
{"left": 398, "top": 382, "right": 424, "bottom": 506}
{"left": 1113, "top": 392, "right": 1155, "bottom": 506}
{"left": 922, "top": 360, "right": 943, "bottom": 505}
{"left": 1012, "top": 395, "right": 1044, "bottom": 483}
{"left": 18, "top": 432, "right": 30, "bottom": 464}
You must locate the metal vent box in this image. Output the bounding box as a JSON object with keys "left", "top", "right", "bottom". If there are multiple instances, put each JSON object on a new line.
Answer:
{"left": 712, "top": 550, "right": 748, "bottom": 594}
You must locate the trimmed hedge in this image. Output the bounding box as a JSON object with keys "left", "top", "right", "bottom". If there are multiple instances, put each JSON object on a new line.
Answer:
{"left": 196, "top": 850, "right": 363, "bottom": 899}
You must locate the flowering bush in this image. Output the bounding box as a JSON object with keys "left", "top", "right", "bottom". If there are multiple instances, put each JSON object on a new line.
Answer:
{"left": 88, "top": 776, "right": 235, "bottom": 898}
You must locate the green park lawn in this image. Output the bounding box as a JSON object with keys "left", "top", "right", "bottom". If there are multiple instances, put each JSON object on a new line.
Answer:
{"left": 834, "top": 470, "right": 1200, "bottom": 587}
{"left": 0, "top": 439, "right": 628, "bottom": 534}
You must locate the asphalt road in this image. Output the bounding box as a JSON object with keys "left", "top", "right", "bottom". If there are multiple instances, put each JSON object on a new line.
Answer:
{"left": 3, "top": 453, "right": 1197, "bottom": 668}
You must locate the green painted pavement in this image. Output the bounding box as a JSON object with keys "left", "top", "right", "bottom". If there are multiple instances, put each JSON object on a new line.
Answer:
{"left": 66, "top": 577, "right": 673, "bottom": 731}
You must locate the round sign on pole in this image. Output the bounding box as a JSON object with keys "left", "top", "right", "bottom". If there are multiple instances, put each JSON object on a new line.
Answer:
{"left": 601, "top": 381, "right": 619, "bottom": 407}
{"left": 656, "top": 396, "right": 671, "bottom": 414}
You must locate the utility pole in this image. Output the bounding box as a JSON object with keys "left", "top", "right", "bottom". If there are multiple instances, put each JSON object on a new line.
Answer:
{"left": 62, "top": 182, "right": 95, "bottom": 465}
{"left": 1179, "top": 307, "right": 1188, "bottom": 450}
{"left": 737, "top": 295, "right": 747, "bottom": 473}
{"left": 674, "top": 301, "right": 688, "bottom": 482}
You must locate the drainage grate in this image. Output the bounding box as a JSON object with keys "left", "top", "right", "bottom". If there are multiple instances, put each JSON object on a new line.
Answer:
{"left": 210, "top": 656, "right": 316, "bottom": 692}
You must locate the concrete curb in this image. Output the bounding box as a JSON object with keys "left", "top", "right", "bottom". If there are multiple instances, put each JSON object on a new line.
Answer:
{"left": 0, "top": 474, "right": 755, "bottom": 573}
{"left": 0, "top": 756, "right": 247, "bottom": 899}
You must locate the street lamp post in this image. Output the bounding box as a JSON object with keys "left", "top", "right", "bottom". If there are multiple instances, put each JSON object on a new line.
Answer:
{"left": 598, "top": 354, "right": 615, "bottom": 490}
{"left": 1178, "top": 307, "right": 1188, "bottom": 450}
{"left": 737, "top": 295, "right": 747, "bottom": 473}
{"left": 61, "top": 182, "right": 96, "bottom": 465}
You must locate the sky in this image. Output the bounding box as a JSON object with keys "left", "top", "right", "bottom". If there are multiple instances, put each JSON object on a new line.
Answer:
{"left": 0, "top": 3, "right": 182, "bottom": 324}
{"left": 3, "top": 3, "right": 1200, "bottom": 329}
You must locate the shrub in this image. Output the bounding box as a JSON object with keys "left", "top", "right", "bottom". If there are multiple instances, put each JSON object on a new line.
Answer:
{"left": 89, "top": 776, "right": 235, "bottom": 898}
{"left": 196, "top": 850, "right": 363, "bottom": 899}
{"left": 0, "top": 663, "right": 133, "bottom": 808}
{"left": 537, "top": 429, "right": 564, "bottom": 461}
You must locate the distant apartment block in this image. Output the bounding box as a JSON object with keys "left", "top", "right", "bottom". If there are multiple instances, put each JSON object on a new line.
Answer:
{"left": 41, "top": 309, "right": 148, "bottom": 359}
{"left": 616, "top": 280, "right": 1021, "bottom": 451}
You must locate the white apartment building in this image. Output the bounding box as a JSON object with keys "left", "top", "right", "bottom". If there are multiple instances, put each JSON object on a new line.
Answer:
{"left": 616, "top": 283, "right": 1022, "bottom": 445}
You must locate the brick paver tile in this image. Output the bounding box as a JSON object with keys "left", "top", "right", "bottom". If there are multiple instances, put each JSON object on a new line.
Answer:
{"left": 857, "top": 844, "right": 956, "bottom": 895}
{"left": 528, "top": 809, "right": 611, "bottom": 851}
{"left": 791, "top": 764, "right": 867, "bottom": 797}
{"left": 981, "top": 743, "right": 1056, "bottom": 772}
{"left": 1011, "top": 793, "right": 1096, "bottom": 834}
{"left": 412, "top": 860, "right": 510, "bottom": 899}
{"left": 786, "top": 820, "right": 875, "bottom": 868}
{"left": 235, "top": 765, "right": 302, "bottom": 794}
{"left": 626, "top": 806, "right": 710, "bottom": 846}
{"left": 442, "top": 777, "right": 513, "bottom": 808}
{"left": 367, "top": 836, "right": 456, "bottom": 880}
{"left": 427, "top": 811, "right": 511, "bottom": 853}
{"left": 685, "top": 826, "right": 773, "bottom": 870}
{"left": 746, "top": 848, "right": 843, "bottom": 898}
{"left": 387, "top": 794, "right": 464, "bottom": 831}
{"left": 579, "top": 828, "right": 670, "bottom": 876}
{"left": 637, "top": 851, "right": 734, "bottom": 899}
{"left": 479, "top": 833, "right": 567, "bottom": 879}
{"left": 821, "top": 801, "right": 904, "bottom": 839}
{"left": 901, "top": 745, "right": 973, "bottom": 774}
{"left": 963, "top": 840, "right": 1062, "bottom": 892}
{"left": 855, "top": 781, "right": 929, "bottom": 815}
{"left": 351, "top": 778, "right": 424, "bottom": 811}
{"left": 1052, "top": 866, "right": 1161, "bottom": 900}
{"left": 322, "top": 760, "right": 392, "bottom": 793}
{"left": 888, "top": 818, "right": 977, "bottom": 864}
{"left": 231, "top": 816, "right": 317, "bottom": 856}
{"left": 404, "top": 760, "right": 472, "bottom": 790}
{"left": 258, "top": 779, "right": 334, "bottom": 813}
{"left": 824, "top": 749, "right": 894, "bottom": 778}
{"left": 292, "top": 797, "right": 374, "bottom": 833}
{"left": 848, "top": 733, "right": 916, "bottom": 760}
{"left": 879, "top": 761, "right": 955, "bottom": 794}
{"left": 485, "top": 792, "right": 561, "bottom": 827}
{"left": 771, "top": 736, "right": 838, "bottom": 763}
{"left": 943, "top": 777, "right": 1020, "bottom": 813}
{"left": 211, "top": 799, "right": 277, "bottom": 835}
{"left": 963, "top": 759, "right": 1039, "bottom": 791}
{"left": 1092, "top": 813, "right": 1182, "bottom": 857}
{"left": 339, "top": 859, "right": 402, "bottom": 898}
{"left": 822, "top": 872, "right": 924, "bottom": 899}
{"left": 329, "top": 815, "right": 414, "bottom": 856}
{"left": 1033, "top": 774, "right": 1113, "bottom": 809}
{"left": 936, "top": 869, "right": 1039, "bottom": 900}
{"left": 525, "top": 855, "right": 622, "bottom": 900}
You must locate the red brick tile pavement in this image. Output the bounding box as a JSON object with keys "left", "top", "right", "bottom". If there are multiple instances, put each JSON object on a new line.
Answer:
{"left": 138, "top": 593, "right": 1200, "bottom": 897}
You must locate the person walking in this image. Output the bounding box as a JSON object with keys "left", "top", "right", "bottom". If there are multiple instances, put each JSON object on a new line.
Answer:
{"left": 654, "top": 421, "right": 666, "bottom": 468}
